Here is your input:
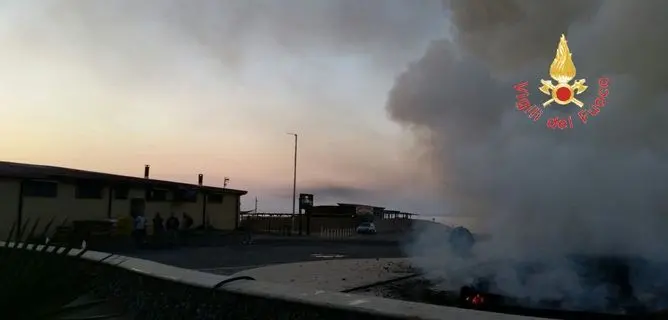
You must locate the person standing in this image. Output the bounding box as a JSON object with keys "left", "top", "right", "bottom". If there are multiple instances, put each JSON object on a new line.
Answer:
{"left": 242, "top": 224, "right": 253, "bottom": 245}
{"left": 166, "top": 212, "right": 179, "bottom": 246}
{"left": 181, "top": 212, "right": 193, "bottom": 245}
{"left": 183, "top": 212, "right": 194, "bottom": 230}
{"left": 153, "top": 213, "right": 164, "bottom": 246}
{"left": 133, "top": 214, "right": 147, "bottom": 247}
{"left": 166, "top": 212, "right": 179, "bottom": 230}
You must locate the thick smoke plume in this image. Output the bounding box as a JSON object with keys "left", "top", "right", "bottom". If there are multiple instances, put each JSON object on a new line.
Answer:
{"left": 390, "top": 0, "right": 668, "bottom": 312}
{"left": 20, "top": 0, "right": 443, "bottom": 72}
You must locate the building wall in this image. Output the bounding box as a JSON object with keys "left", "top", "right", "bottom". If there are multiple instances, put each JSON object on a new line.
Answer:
{"left": 0, "top": 178, "right": 20, "bottom": 239}
{"left": 109, "top": 187, "right": 141, "bottom": 220}
{"left": 207, "top": 194, "right": 238, "bottom": 230}
{"left": 309, "top": 216, "right": 357, "bottom": 232}
{"left": 110, "top": 188, "right": 239, "bottom": 231}
{"left": 242, "top": 215, "right": 357, "bottom": 234}
{"left": 0, "top": 177, "right": 242, "bottom": 240}
{"left": 167, "top": 196, "right": 204, "bottom": 227}
{"left": 22, "top": 181, "right": 109, "bottom": 236}
{"left": 242, "top": 216, "right": 294, "bottom": 233}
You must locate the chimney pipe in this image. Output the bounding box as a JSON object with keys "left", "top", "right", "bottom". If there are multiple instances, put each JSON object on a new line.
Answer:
{"left": 144, "top": 165, "right": 150, "bottom": 179}
{"left": 198, "top": 174, "right": 203, "bottom": 186}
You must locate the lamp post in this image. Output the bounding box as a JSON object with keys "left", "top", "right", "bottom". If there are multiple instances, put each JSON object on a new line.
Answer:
{"left": 287, "top": 133, "right": 300, "bottom": 235}
{"left": 221, "top": 177, "right": 229, "bottom": 230}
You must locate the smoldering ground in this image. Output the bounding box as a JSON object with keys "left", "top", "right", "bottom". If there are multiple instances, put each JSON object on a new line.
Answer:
{"left": 392, "top": 0, "right": 668, "bottom": 313}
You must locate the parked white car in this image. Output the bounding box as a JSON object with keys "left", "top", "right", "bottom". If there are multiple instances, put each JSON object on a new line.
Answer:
{"left": 356, "top": 222, "right": 377, "bottom": 234}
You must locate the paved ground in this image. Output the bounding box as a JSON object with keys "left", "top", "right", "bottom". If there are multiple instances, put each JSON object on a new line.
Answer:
{"left": 123, "top": 242, "right": 406, "bottom": 275}
{"left": 231, "top": 258, "right": 415, "bottom": 291}
{"left": 253, "top": 234, "right": 402, "bottom": 243}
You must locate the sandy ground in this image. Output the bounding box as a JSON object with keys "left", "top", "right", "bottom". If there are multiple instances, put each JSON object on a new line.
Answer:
{"left": 229, "top": 258, "right": 415, "bottom": 291}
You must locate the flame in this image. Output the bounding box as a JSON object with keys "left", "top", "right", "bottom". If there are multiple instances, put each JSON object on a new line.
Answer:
{"left": 549, "top": 34, "right": 577, "bottom": 83}
{"left": 466, "top": 294, "right": 486, "bottom": 305}
{"left": 472, "top": 294, "right": 485, "bottom": 305}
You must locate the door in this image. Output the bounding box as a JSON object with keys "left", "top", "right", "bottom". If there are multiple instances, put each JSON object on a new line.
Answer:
{"left": 130, "top": 198, "right": 145, "bottom": 218}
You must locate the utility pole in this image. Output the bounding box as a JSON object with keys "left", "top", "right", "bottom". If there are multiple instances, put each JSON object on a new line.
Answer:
{"left": 287, "top": 133, "right": 300, "bottom": 235}
{"left": 254, "top": 196, "right": 258, "bottom": 214}
{"left": 199, "top": 174, "right": 206, "bottom": 230}
{"left": 221, "top": 177, "right": 229, "bottom": 229}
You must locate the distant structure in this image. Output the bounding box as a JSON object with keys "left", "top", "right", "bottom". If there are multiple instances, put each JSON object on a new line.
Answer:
{"left": 310, "top": 203, "right": 382, "bottom": 218}
{"left": 310, "top": 203, "right": 415, "bottom": 219}
{"left": 381, "top": 210, "right": 417, "bottom": 220}
{"left": 0, "top": 161, "right": 247, "bottom": 240}
{"left": 241, "top": 199, "right": 417, "bottom": 235}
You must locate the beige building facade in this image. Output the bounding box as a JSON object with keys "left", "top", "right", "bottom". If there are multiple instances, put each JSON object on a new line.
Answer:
{"left": 0, "top": 161, "right": 247, "bottom": 240}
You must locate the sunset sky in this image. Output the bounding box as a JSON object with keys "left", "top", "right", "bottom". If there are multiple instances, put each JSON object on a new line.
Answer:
{"left": 0, "top": 1, "right": 449, "bottom": 214}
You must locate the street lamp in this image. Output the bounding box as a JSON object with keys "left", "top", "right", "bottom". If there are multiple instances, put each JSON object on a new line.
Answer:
{"left": 221, "top": 177, "right": 230, "bottom": 229}
{"left": 287, "top": 133, "right": 299, "bottom": 235}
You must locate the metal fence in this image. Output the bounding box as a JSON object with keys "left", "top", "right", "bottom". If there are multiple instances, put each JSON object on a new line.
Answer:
{"left": 318, "top": 227, "right": 355, "bottom": 239}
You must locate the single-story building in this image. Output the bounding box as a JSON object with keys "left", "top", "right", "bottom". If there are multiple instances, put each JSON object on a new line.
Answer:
{"left": 382, "top": 210, "right": 417, "bottom": 219}
{"left": 301, "top": 203, "right": 385, "bottom": 230}
{"left": 0, "top": 161, "right": 247, "bottom": 240}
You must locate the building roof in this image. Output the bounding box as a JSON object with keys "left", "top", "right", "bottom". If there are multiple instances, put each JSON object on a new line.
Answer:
{"left": 336, "top": 203, "right": 385, "bottom": 209}
{"left": 0, "top": 161, "right": 247, "bottom": 195}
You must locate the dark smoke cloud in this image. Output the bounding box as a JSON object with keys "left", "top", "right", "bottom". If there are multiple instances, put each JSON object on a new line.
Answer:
{"left": 23, "top": 0, "right": 444, "bottom": 73}
{"left": 447, "top": 0, "right": 601, "bottom": 71}
{"left": 389, "top": 0, "right": 668, "bottom": 311}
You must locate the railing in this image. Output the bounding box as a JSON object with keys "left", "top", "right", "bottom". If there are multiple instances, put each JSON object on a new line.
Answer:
{"left": 0, "top": 241, "right": 537, "bottom": 320}
{"left": 318, "top": 227, "right": 355, "bottom": 239}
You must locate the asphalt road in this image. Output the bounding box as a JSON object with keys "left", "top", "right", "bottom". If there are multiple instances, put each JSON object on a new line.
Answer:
{"left": 123, "top": 243, "right": 406, "bottom": 275}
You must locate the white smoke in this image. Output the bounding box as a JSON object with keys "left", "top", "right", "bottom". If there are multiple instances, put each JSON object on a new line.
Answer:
{"left": 391, "top": 0, "right": 668, "bottom": 313}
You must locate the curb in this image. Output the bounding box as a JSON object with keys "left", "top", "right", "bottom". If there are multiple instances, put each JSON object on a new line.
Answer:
{"left": 250, "top": 238, "right": 402, "bottom": 246}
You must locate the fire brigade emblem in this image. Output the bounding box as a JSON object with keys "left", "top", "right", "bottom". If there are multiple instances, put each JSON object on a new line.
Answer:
{"left": 539, "top": 34, "right": 587, "bottom": 107}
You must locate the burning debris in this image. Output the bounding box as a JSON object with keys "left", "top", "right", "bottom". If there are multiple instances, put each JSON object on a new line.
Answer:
{"left": 372, "top": 224, "right": 668, "bottom": 317}
{"left": 352, "top": 254, "right": 668, "bottom": 318}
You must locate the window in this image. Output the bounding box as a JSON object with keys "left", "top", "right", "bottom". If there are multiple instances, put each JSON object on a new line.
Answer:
{"left": 174, "top": 189, "right": 197, "bottom": 202}
{"left": 114, "top": 186, "right": 129, "bottom": 200}
{"left": 23, "top": 180, "right": 58, "bottom": 198}
{"left": 75, "top": 181, "right": 104, "bottom": 199}
{"left": 147, "top": 188, "right": 168, "bottom": 202}
{"left": 207, "top": 193, "right": 223, "bottom": 203}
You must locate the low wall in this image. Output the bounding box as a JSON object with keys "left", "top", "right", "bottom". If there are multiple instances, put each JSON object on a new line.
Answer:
{"left": 241, "top": 216, "right": 412, "bottom": 235}
{"left": 0, "top": 242, "right": 537, "bottom": 320}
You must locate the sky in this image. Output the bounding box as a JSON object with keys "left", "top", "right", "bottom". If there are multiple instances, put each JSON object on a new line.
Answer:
{"left": 5, "top": 1, "right": 668, "bottom": 310}
{"left": 3, "top": 0, "right": 666, "bottom": 251}
{"left": 0, "top": 1, "right": 449, "bottom": 214}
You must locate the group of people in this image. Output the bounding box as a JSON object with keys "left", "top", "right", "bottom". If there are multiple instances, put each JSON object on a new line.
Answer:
{"left": 132, "top": 212, "right": 194, "bottom": 247}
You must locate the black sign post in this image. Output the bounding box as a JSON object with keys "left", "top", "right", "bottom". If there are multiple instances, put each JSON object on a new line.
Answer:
{"left": 299, "top": 193, "right": 314, "bottom": 235}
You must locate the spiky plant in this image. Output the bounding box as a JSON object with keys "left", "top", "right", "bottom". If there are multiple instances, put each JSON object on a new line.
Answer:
{"left": 0, "top": 218, "right": 128, "bottom": 319}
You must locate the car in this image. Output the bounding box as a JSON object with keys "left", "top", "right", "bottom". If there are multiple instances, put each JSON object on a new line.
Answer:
{"left": 356, "top": 222, "right": 377, "bottom": 234}
{"left": 449, "top": 226, "right": 475, "bottom": 257}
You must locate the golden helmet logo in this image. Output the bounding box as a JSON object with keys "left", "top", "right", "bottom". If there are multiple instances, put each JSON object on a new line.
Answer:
{"left": 513, "top": 34, "right": 610, "bottom": 130}
{"left": 539, "top": 34, "right": 588, "bottom": 108}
